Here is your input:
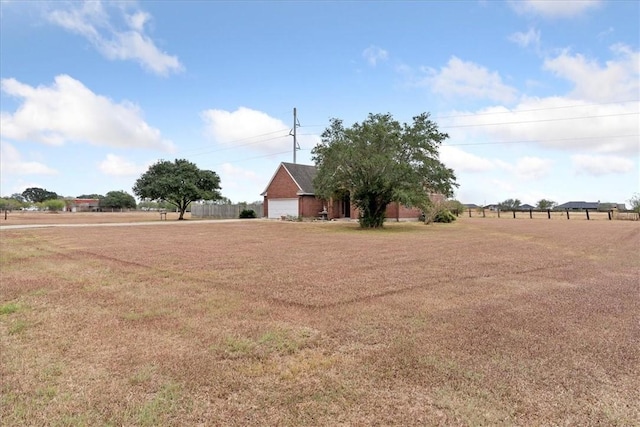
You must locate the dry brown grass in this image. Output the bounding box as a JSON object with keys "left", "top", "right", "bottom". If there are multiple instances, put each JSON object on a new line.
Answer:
{"left": 1, "top": 210, "right": 190, "bottom": 226}
{"left": 1, "top": 218, "right": 638, "bottom": 425}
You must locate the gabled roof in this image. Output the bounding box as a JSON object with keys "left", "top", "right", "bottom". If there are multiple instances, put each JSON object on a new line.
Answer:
{"left": 519, "top": 203, "right": 535, "bottom": 210}
{"left": 556, "top": 201, "right": 599, "bottom": 210}
{"left": 282, "top": 162, "right": 317, "bottom": 194}
{"left": 261, "top": 162, "right": 318, "bottom": 196}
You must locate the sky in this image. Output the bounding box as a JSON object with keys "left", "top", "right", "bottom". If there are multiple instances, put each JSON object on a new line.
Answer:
{"left": 1, "top": 0, "right": 638, "bottom": 207}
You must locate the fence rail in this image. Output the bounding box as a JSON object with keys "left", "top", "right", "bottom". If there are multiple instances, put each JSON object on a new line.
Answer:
{"left": 191, "top": 203, "right": 263, "bottom": 219}
{"left": 463, "top": 208, "right": 639, "bottom": 221}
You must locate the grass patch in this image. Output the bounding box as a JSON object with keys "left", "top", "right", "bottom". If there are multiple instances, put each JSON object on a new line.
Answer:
{"left": 1, "top": 219, "right": 638, "bottom": 425}
{"left": 8, "top": 319, "right": 28, "bottom": 335}
{"left": 137, "top": 382, "right": 182, "bottom": 426}
{"left": 0, "top": 302, "right": 20, "bottom": 315}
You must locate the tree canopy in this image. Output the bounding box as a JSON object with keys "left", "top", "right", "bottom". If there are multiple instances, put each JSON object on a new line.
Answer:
{"left": 536, "top": 199, "right": 557, "bottom": 210}
{"left": 100, "top": 191, "right": 136, "bottom": 210}
{"left": 498, "top": 199, "right": 521, "bottom": 211}
{"left": 133, "top": 159, "right": 222, "bottom": 220}
{"left": 22, "top": 187, "right": 59, "bottom": 203}
{"left": 630, "top": 193, "right": 640, "bottom": 213}
{"left": 312, "top": 113, "right": 457, "bottom": 228}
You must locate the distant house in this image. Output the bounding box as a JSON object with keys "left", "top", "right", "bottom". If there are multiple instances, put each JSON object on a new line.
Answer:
{"left": 65, "top": 198, "right": 101, "bottom": 212}
{"left": 261, "top": 162, "right": 433, "bottom": 220}
{"left": 464, "top": 203, "right": 480, "bottom": 209}
{"left": 519, "top": 203, "right": 535, "bottom": 210}
{"left": 556, "top": 201, "right": 600, "bottom": 211}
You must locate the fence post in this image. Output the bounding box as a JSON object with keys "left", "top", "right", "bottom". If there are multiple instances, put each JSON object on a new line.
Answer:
{"left": 608, "top": 210, "right": 612, "bottom": 220}
{"left": 469, "top": 208, "right": 472, "bottom": 218}
{"left": 497, "top": 209, "right": 500, "bottom": 218}
{"left": 513, "top": 210, "right": 516, "bottom": 219}
{"left": 482, "top": 208, "right": 485, "bottom": 218}
{"left": 586, "top": 210, "right": 590, "bottom": 220}
{"left": 547, "top": 209, "right": 551, "bottom": 219}
{"left": 530, "top": 209, "right": 533, "bottom": 219}
{"left": 566, "top": 210, "right": 570, "bottom": 220}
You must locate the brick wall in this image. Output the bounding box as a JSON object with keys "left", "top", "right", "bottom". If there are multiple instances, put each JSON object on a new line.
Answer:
{"left": 300, "top": 196, "right": 325, "bottom": 218}
{"left": 263, "top": 166, "right": 300, "bottom": 217}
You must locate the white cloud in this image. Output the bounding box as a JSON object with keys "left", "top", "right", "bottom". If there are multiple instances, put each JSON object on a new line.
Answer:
{"left": 421, "top": 57, "right": 518, "bottom": 104}
{"left": 201, "top": 107, "right": 320, "bottom": 153}
{"left": 221, "top": 163, "right": 259, "bottom": 180}
{"left": 98, "top": 154, "right": 149, "bottom": 176}
{"left": 509, "top": 0, "right": 601, "bottom": 18}
{"left": 508, "top": 28, "right": 541, "bottom": 49}
{"left": 440, "top": 145, "right": 495, "bottom": 173}
{"left": 47, "top": 1, "right": 183, "bottom": 76}
{"left": 1, "top": 75, "right": 175, "bottom": 151}
{"left": 441, "top": 97, "right": 639, "bottom": 155}
{"left": 496, "top": 156, "right": 554, "bottom": 180}
{"left": 218, "top": 163, "right": 267, "bottom": 203}
{"left": 362, "top": 45, "right": 389, "bottom": 67}
{"left": 544, "top": 44, "right": 639, "bottom": 102}
{"left": 571, "top": 154, "right": 635, "bottom": 176}
{"left": 0, "top": 141, "right": 58, "bottom": 175}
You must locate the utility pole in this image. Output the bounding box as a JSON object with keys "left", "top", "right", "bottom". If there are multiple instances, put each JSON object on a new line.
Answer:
{"left": 293, "top": 107, "right": 298, "bottom": 163}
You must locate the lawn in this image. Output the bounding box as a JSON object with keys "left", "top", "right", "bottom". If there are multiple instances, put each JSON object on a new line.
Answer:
{"left": 1, "top": 218, "right": 638, "bottom": 425}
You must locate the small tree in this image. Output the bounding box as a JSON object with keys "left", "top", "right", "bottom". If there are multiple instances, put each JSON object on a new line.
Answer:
{"left": 0, "top": 198, "right": 23, "bottom": 212}
{"left": 43, "top": 199, "right": 65, "bottom": 212}
{"left": 630, "top": 193, "right": 640, "bottom": 213}
{"left": 133, "top": 159, "right": 222, "bottom": 220}
{"left": 312, "top": 113, "right": 457, "bottom": 228}
{"left": 498, "top": 198, "right": 521, "bottom": 211}
{"left": 536, "top": 199, "right": 556, "bottom": 210}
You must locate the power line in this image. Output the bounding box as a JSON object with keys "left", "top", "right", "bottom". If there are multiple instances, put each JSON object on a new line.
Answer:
{"left": 181, "top": 134, "right": 290, "bottom": 157}
{"left": 443, "top": 134, "right": 639, "bottom": 147}
{"left": 296, "top": 99, "right": 640, "bottom": 128}
{"left": 208, "top": 149, "right": 307, "bottom": 167}
{"left": 177, "top": 128, "right": 290, "bottom": 155}
{"left": 435, "top": 99, "right": 640, "bottom": 120}
{"left": 440, "top": 112, "right": 639, "bottom": 129}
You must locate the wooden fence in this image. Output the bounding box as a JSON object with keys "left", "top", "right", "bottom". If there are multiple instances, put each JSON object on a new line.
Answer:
{"left": 462, "top": 208, "right": 639, "bottom": 221}
{"left": 191, "top": 203, "right": 264, "bottom": 219}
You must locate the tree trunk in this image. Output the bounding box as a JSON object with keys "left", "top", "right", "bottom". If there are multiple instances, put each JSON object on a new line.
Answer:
{"left": 359, "top": 198, "right": 387, "bottom": 228}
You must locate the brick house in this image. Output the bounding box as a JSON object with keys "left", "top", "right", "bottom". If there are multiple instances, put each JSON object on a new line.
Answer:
{"left": 261, "top": 162, "right": 428, "bottom": 220}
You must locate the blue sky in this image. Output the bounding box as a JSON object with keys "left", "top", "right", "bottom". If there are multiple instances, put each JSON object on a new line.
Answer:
{"left": 1, "top": 0, "right": 638, "bottom": 206}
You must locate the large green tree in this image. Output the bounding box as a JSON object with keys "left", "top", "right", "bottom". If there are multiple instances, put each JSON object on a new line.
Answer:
{"left": 312, "top": 113, "right": 457, "bottom": 228}
{"left": 22, "top": 187, "right": 59, "bottom": 203}
{"left": 100, "top": 191, "right": 137, "bottom": 210}
{"left": 133, "top": 159, "right": 222, "bottom": 220}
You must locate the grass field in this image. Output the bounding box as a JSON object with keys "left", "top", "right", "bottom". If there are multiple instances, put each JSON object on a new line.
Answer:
{"left": 1, "top": 216, "right": 638, "bottom": 425}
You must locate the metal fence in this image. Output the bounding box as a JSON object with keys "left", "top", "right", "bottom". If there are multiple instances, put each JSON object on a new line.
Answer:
{"left": 191, "top": 203, "right": 264, "bottom": 219}
{"left": 463, "top": 208, "right": 639, "bottom": 221}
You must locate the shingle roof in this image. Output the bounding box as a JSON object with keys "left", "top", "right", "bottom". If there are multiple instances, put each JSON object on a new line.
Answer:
{"left": 281, "top": 162, "right": 317, "bottom": 195}
{"left": 556, "top": 201, "right": 599, "bottom": 210}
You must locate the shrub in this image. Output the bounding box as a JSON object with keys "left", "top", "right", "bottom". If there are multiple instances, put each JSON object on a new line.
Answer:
{"left": 423, "top": 200, "right": 457, "bottom": 224}
{"left": 239, "top": 209, "right": 257, "bottom": 219}
{"left": 434, "top": 209, "right": 456, "bottom": 223}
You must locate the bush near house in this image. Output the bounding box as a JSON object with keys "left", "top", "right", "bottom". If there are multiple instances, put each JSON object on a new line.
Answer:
{"left": 239, "top": 209, "right": 257, "bottom": 219}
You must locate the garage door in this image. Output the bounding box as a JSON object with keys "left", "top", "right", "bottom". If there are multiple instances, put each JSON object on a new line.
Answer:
{"left": 268, "top": 198, "right": 298, "bottom": 219}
